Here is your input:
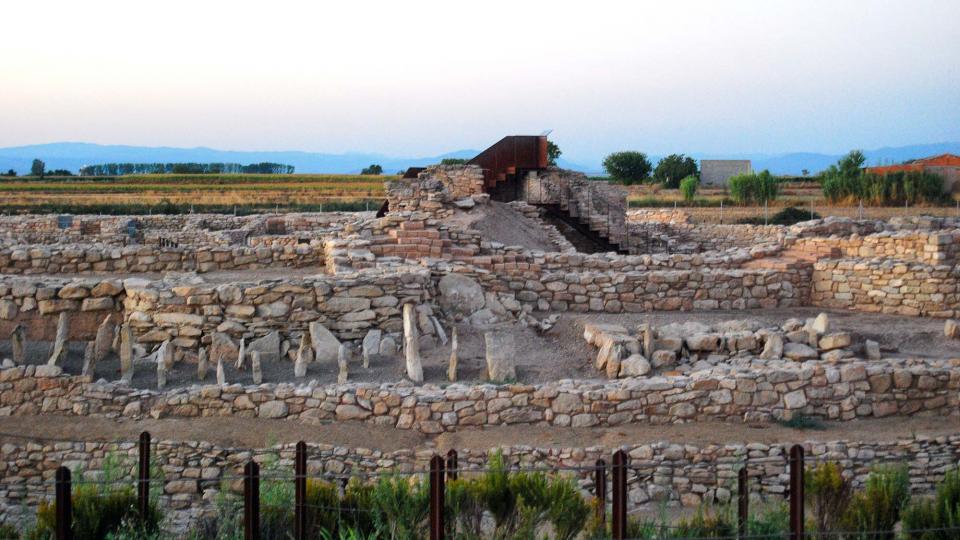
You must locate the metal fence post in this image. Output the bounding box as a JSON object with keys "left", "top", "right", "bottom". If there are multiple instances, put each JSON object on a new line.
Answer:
{"left": 738, "top": 466, "right": 749, "bottom": 539}
{"left": 429, "top": 455, "right": 445, "bottom": 540}
{"left": 138, "top": 431, "right": 151, "bottom": 520}
{"left": 789, "top": 445, "right": 804, "bottom": 540}
{"left": 244, "top": 461, "right": 260, "bottom": 540}
{"left": 295, "top": 441, "right": 307, "bottom": 540}
{"left": 611, "top": 450, "right": 627, "bottom": 540}
{"left": 55, "top": 466, "right": 72, "bottom": 540}
{"left": 446, "top": 449, "right": 458, "bottom": 482}
{"left": 595, "top": 459, "right": 607, "bottom": 527}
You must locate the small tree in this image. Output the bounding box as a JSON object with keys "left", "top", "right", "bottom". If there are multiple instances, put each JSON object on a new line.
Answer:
{"left": 547, "top": 141, "right": 562, "bottom": 166}
{"left": 31, "top": 159, "right": 45, "bottom": 178}
{"left": 3, "top": 169, "right": 15, "bottom": 177}
{"left": 679, "top": 175, "right": 699, "bottom": 201}
{"left": 602, "top": 151, "right": 652, "bottom": 185}
{"left": 361, "top": 164, "right": 383, "bottom": 175}
{"left": 654, "top": 154, "right": 698, "bottom": 188}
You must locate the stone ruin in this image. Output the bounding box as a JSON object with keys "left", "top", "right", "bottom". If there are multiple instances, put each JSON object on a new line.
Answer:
{"left": 2, "top": 163, "right": 960, "bottom": 525}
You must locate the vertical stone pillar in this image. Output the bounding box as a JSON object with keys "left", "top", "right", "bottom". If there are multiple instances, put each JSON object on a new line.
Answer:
{"left": 251, "top": 351, "right": 263, "bottom": 384}
{"left": 10, "top": 324, "right": 25, "bottom": 365}
{"left": 197, "top": 347, "right": 209, "bottom": 381}
{"left": 447, "top": 327, "right": 458, "bottom": 382}
{"left": 119, "top": 324, "right": 134, "bottom": 384}
{"left": 47, "top": 312, "right": 70, "bottom": 366}
{"left": 403, "top": 303, "right": 423, "bottom": 383}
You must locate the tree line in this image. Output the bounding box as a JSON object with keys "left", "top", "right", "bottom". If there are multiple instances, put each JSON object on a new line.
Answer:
{"left": 78, "top": 162, "right": 295, "bottom": 176}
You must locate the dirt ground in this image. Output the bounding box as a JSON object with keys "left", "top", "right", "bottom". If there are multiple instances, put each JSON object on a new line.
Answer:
{"left": 447, "top": 201, "right": 559, "bottom": 252}
{"left": 0, "top": 415, "right": 954, "bottom": 451}
{"left": 4, "top": 307, "right": 958, "bottom": 390}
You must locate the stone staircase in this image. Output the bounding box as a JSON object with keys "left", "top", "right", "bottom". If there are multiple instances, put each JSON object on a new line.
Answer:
{"left": 553, "top": 176, "right": 630, "bottom": 253}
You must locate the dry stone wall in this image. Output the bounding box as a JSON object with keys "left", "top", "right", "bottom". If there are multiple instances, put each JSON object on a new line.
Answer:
{"left": 2, "top": 359, "right": 956, "bottom": 430}
{"left": 1, "top": 432, "right": 958, "bottom": 528}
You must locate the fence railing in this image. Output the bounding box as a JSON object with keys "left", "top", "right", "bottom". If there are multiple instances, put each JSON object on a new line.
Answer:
{"left": 3, "top": 429, "right": 953, "bottom": 539}
{"left": 36, "top": 433, "right": 830, "bottom": 540}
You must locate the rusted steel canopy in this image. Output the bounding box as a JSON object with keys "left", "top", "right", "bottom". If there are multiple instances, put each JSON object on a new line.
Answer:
{"left": 468, "top": 135, "right": 549, "bottom": 190}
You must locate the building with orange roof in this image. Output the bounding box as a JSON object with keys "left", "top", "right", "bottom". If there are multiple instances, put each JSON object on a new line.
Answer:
{"left": 864, "top": 154, "right": 960, "bottom": 192}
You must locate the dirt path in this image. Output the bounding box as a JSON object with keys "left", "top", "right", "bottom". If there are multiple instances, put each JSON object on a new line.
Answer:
{"left": 0, "top": 415, "right": 955, "bottom": 451}
{"left": 446, "top": 201, "right": 558, "bottom": 252}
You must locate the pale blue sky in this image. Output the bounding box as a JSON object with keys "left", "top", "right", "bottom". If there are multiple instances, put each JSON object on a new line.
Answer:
{"left": 1, "top": 0, "right": 958, "bottom": 164}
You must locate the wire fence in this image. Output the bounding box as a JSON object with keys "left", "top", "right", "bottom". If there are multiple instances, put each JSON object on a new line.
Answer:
{"left": 1, "top": 430, "right": 959, "bottom": 540}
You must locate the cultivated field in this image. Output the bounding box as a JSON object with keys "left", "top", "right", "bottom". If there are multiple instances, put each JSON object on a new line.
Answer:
{"left": 0, "top": 174, "right": 390, "bottom": 213}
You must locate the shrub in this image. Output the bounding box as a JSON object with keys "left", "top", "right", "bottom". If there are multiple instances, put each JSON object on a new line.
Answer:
{"left": 602, "top": 151, "right": 653, "bottom": 185}
{"left": 31, "top": 484, "right": 161, "bottom": 540}
{"left": 728, "top": 170, "right": 779, "bottom": 204}
{"left": 901, "top": 467, "right": 960, "bottom": 540}
{"left": 805, "top": 462, "right": 852, "bottom": 536}
{"left": 679, "top": 175, "right": 699, "bottom": 201}
{"left": 738, "top": 207, "right": 822, "bottom": 226}
{"left": 0, "top": 523, "right": 19, "bottom": 540}
{"left": 840, "top": 466, "right": 910, "bottom": 540}
{"left": 820, "top": 150, "right": 945, "bottom": 205}
{"left": 654, "top": 154, "right": 698, "bottom": 188}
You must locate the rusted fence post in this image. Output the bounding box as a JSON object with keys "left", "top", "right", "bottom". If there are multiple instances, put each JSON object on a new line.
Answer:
{"left": 446, "top": 449, "right": 458, "bottom": 481}
{"left": 738, "top": 466, "right": 749, "bottom": 539}
{"left": 429, "top": 455, "right": 445, "bottom": 540}
{"left": 595, "top": 459, "right": 607, "bottom": 527}
{"left": 789, "top": 445, "right": 804, "bottom": 540}
{"left": 55, "top": 466, "right": 72, "bottom": 540}
{"left": 294, "top": 441, "right": 307, "bottom": 540}
{"left": 611, "top": 450, "right": 627, "bottom": 540}
{"left": 138, "top": 431, "right": 151, "bottom": 520}
{"left": 244, "top": 461, "right": 260, "bottom": 540}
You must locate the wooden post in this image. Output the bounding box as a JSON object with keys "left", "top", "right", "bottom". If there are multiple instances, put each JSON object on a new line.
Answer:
{"left": 294, "top": 441, "right": 307, "bottom": 540}
{"left": 738, "top": 466, "right": 749, "bottom": 539}
{"left": 244, "top": 461, "right": 260, "bottom": 540}
{"left": 595, "top": 459, "right": 607, "bottom": 527}
{"left": 445, "top": 449, "right": 458, "bottom": 482}
{"left": 611, "top": 450, "right": 627, "bottom": 540}
{"left": 789, "top": 445, "right": 804, "bottom": 540}
{"left": 429, "top": 455, "right": 445, "bottom": 540}
{"left": 55, "top": 466, "right": 72, "bottom": 540}
{"left": 138, "top": 431, "right": 151, "bottom": 520}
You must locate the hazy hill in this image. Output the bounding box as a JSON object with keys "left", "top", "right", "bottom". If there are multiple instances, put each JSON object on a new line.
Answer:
{"left": 1, "top": 141, "right": 958, "bottom": 176}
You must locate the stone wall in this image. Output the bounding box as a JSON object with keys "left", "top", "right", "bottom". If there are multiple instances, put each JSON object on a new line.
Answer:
{"left": 3, "top": 359, "right": 955, "bottom": 429}
{"left": 811, "top": 258, "right": 960, "bottom": 317}
{"left": 1, "top": 432, "right": 958, "bottom": 528}
{"left": 386, "top": 165, "right": 486, "bottom": 217}
{"left": 791, "top": 230, "right": 960, "bottom": 266}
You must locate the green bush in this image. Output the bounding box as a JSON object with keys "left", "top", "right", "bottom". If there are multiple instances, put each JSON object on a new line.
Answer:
{"left": 901, "top": 467, "right": 960, "bottom": 540}
{"left": 679, "top": 175, "right": 699, "bottom": 201}
{"left": 820, "top": 150, "right": 945, "bottom": 205}
{"left": 806, "top": 462, "right": 852, "bottom": 537}
{"left": 30, "top": 484, "right": 161, "bottom": 540}
{"left": 654, "top": 154, "right": 698, "bottom": 188}
{"left": 728, "top": 170, "right": 780, "bottom": 204}
{"left": 0, "top": 523, "right": 19, "bottom": 540}
{"left": 839, "top": 466, "right": 910, "bottom": 540}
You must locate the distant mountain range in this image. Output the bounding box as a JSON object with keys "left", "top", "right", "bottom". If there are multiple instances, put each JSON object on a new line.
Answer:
{"left": 1, "top": 141, "right": 958, "bottom": 176}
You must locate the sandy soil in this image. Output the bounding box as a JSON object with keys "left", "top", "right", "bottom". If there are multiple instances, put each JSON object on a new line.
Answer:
{"left": 0, "top": 415, "right": 954, "bottom": 451}
{"left": 4, "top": 307, "right": 957, "bottom": 390}
{"left": 447, "top": 201, "right": 559, "bottom": 252}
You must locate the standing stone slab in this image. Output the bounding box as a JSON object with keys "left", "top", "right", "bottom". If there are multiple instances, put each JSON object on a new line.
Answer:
{"left": 362, "top": 330, "right": 381, "bottom": 368}
{"left": 119, "top": 324, "right": 134, "bottom": 384}
{"left": 216, "top": 358, "right": 226, "bottom": 386}
{"left": 235, "top": 338, "right": 246, "bottom": 370}
{"left": 47, "top": 312, "right": 70, "bottom": 366}
{"left": 337, "top": 344, "right": 349, "bottom": 384}
{"left": 10, "top": 324, "right": 25, "bottom": 365}
{"left": 403, "top": 304, "right": 423, "bottom": 383}
{"left": 484, "top": 331, "right": 516, "bottom": 382}
{"left": 81, "top": 341, "right": 96, "bottom": 377}
{"left": 197, "top": 347, "right": 209, "bottom": 381}
{"left": 251, "top": 351, "right": 263, "bottom": 384}
{"left": 249, "top": 331, "right": 281, "bottom": 362}
{"left": 310, "top": 322, "right": 340, "bottom": 364}
{"left": 447, "top": 327, "right": 459, "bottom": 382}
{"left": 94, "top": 315, "right": 114, "bottom": 362}
{"left": 294, "top": 334, "right": 310, "bottom": 378}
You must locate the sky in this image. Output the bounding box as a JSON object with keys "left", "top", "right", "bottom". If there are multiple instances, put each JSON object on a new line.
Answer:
{"left": 2, "top": 0, "right": 959, "bottom": 164}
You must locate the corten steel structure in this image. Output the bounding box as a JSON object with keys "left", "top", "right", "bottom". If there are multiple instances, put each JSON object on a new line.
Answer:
{"left": 468, "top": 135, "right": 549, "bottom": 202}
{"left": 865, "top": 154, "right": 960, "bottom": 193}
